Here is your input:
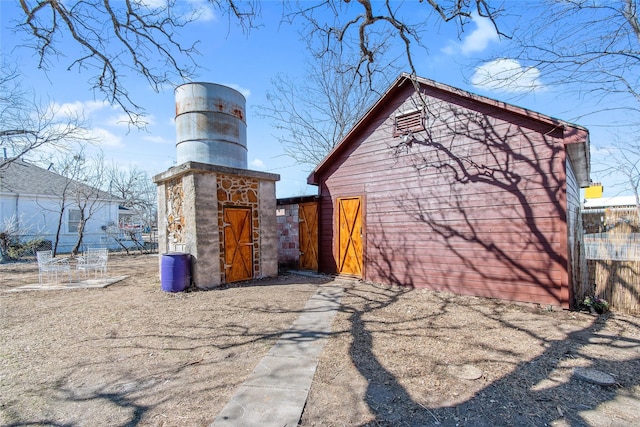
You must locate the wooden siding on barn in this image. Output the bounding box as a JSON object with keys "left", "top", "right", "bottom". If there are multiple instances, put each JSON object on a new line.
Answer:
{"left": 316, "top": 82, "right": 577, "bottom": 307}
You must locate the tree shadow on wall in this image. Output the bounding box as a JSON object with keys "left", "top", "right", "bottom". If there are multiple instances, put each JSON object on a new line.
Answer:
{"left": 336, "top": 99, "right": 639, "bottom": 425}
{"left": 387, "top": 102, "right": 571, "bottom": 305}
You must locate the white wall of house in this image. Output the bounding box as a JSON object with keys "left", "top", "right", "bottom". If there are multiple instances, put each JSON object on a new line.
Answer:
{"left": 0, "top": 191, "right": 129, "bottom": 253}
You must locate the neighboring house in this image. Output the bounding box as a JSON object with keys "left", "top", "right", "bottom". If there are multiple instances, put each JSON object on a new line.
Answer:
{"left": 582, "top": 195, "right": 639, "bottom": 262}
{"left": 307, "top": 73, "right": 590, "bottom": 308}
{"left": 0, "top": 159, "right": 127, "bottom": 254}
{"left": 583, "top": 196, "right": 639, "bottom": 234}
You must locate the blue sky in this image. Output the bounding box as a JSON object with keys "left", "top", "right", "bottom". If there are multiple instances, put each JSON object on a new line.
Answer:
{"left": 0, "top": 1, "right": 633, "bottom": 197}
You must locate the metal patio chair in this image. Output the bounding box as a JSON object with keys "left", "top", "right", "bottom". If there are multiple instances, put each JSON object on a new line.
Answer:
{"left": 36, "top": 250, "right": 71, "bottom": 285}
{"left": 77, "top": 248, "right": 109, "bottom": 278}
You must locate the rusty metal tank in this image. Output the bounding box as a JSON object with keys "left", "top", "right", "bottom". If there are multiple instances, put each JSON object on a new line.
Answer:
{"left": 175, "top": 82, "right": 247, "bottom": 169}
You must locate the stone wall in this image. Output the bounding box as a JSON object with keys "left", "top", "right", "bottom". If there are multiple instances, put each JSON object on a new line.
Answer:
{"left": 154, "top": 162, "right": 279, "bottom": 288}
{"left": 276, "top": 203, "right": 300, "bottom": 270}
{"left": 259, "top": 180, "right": 278, "bottom": 278}
{"left": 164, "top": 177, "right": 185, "bottom": 248}
{"left": 275, "top": 196, "right": 320, "bottom": 271}
{"left": 216, "top": 173, "right": 260, "bottom": 283}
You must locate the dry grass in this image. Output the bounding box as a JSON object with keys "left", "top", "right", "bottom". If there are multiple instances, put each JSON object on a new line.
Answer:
{"left": 1, "top": 254, "right": 324, "bottom": 426}
{"left": 301, "top": 282, "right": 640, "bottom": 426}
{"left": 1, "top": 255, "right": 639, "bottom": 426}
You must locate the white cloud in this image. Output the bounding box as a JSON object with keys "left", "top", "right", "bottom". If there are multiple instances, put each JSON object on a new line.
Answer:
{"left": 50, "top": 100, "right": 159, "bottom": 132}
{"left": 225, "top": 83, "right": 251, "bottom": 99}
{"left": 110, "top": 113, "right": 157, "bottom": 128}
{"left": 590, "top": 144, "right": 617, "bottom": 158}
{"left": 185, "top": 0, "right": 216, "bottom": 22}
{"left": 143, "top": 135, "right": 173, "bottom": 145}
{"left": 442, "top": 13, "right": 499, "bottom": 56}
{"left": 441, "top": 45, "right": 455, "bottom": 56}
{"left": 92, "top": 128, "right": 123, "bottom": 147}
{"left": 460, "top": 15, "right": 500, "bottom": 55}
{"left": 135, "top": 0, "right": 167, "bottom": 8}
{"left": 51, "top": 100, "right": 112, "bottom": 120}
{"left": 471, "top": 59, "right": 546, "bottom": 93}
{"left": 135, "top": 0, "right": 216, "bottom": 22}
{"left": 250, "top": 158, "right": 265, "bottom": 169}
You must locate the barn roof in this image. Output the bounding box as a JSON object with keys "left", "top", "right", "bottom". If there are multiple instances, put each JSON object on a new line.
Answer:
{"left": 0, "top": 159, "right": 117, "bottom": 200}
{"left": 308, "top": 73, "right": 590, "bottom": 187}
{"left": 583, "top": 196, "right": 639, "bottom": 210}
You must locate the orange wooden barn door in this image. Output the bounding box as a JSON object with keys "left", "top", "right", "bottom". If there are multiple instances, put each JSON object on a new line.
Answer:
{"left": 299, "top": 202, "right": 318, "bottom": 271}
{"left": 224, "top": 207, "right": 253, "bottom": 282}
{"left": 337, "top": 197, "right": 363, "bottom": 277}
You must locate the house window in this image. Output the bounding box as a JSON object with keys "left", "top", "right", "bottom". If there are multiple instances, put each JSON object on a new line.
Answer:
{"left": 68, "top": 209, "right": 81, "bottom": 233}
{"left": 394, "top": 110, "right": 425, "bottom": 136}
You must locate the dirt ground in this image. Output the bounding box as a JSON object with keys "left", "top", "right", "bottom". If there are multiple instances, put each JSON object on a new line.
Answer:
{"left": 1, "top": 254, "right": 639, "bottom": 426}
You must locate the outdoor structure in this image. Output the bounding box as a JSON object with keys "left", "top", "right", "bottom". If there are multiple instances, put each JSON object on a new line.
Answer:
{"left": 0, "top": 159, "right": 129, "bottom": 254}
{"left": 581, "top": 195, "right": 640, "bottom": 314}
{"left": 154, "top": 83, "right": 279, "bottom": 288}
{"left": 276, "top": 195, "right": 320, "bottom": 271}
{"left": 583, "top": 195, "right": 639, "bottom": 235}
{"left": 307, "top": 73, "right": 591, "bottom": 309}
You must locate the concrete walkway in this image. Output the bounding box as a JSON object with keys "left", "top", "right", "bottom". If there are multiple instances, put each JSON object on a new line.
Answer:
{"left": 211, "top": 282, "right": 345, "bottom": 427}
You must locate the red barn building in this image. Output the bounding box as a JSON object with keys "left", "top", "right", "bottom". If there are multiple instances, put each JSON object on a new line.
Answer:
{"left": 307, "top": 74, "right": 590, "bottom": 308}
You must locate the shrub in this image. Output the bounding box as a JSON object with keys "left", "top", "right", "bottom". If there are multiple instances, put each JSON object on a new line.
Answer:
{"left": 583, "top": 295, "right": 610, "bottom": 314}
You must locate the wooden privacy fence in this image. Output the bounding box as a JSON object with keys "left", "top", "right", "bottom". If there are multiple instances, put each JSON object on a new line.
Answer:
{"left": 584, "top": 233, "right": 640, "bottom": 261}
{"left": 587, "top": 259, "right": 640, "bottom": 315}
{"left": 582, "top": 214, "right": 640, "bottom": 314}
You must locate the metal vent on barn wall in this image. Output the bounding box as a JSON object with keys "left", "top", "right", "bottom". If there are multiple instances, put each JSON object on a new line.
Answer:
{"left": 394, "top": 110, "right": 425, "bottom": 136}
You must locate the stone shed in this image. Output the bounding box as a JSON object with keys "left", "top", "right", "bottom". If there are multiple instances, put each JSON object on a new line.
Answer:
{"left": 154, "top": 82, "right": 280, "bottom": 289}
{"left": 154, "top": 162, "right": 279, "bottom": 288}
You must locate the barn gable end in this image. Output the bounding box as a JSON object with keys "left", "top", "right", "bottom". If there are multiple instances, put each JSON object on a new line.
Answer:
{"left": 309, "top": 74, "right": 590, "bottom": 308}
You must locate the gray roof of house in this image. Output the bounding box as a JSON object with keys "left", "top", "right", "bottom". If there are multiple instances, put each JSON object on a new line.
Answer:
{"left": 0, "top": 159, "right": 117, "bottom": 200}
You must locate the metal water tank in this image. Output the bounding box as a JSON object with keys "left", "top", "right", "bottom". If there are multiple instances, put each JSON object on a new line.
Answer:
{"left": 175, "top": 82, "right": 247, "bottom": 169}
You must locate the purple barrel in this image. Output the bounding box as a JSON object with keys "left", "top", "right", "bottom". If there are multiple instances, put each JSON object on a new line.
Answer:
{"left": 161, "top": 252, "right": 191, "bottom": 292}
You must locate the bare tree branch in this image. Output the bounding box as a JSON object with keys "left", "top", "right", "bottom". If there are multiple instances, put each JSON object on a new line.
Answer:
{"left": 594, "top": 136, "right": 640, "bottom": 217}
{"left": 0, "top": 68, "right": 96, "bottom": 169}
{"left": 107, "top": 163, "right": 157, "bottom": 231}
{"left": 258, "top": 50, "right": 395, "bottom": 167}
{"left": 491, "top": 1, "right": 640, "bottom": 116}
{"left": 14, "top": 0, "right": 258, "bottom": 125}
{"left": 283, "top": 0, "right": 502, "bottom": 87}
{"left": 13, "top": 0, "right": 503, "bottom": 130}
{"left": 482, "top": 1, "right": 640, "bottom": 201}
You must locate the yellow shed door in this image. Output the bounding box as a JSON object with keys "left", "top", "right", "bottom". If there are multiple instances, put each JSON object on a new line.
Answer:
{"left": 337, "top": 197, "right": 363, "bottom": 277}
{"left": 224, "top": 207, "right": 253, "bottom": 282}
{"left": 299, "top": 202, "right": 319, "bottom": 271}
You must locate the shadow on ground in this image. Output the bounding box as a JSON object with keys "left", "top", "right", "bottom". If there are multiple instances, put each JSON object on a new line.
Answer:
{"left": 302, "top": 281, "right": 640, "bottom": 426}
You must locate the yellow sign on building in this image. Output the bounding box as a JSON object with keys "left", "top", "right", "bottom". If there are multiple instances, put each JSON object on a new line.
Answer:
{"left": 585, "top": 183, "right": 603, "bottom": 199}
